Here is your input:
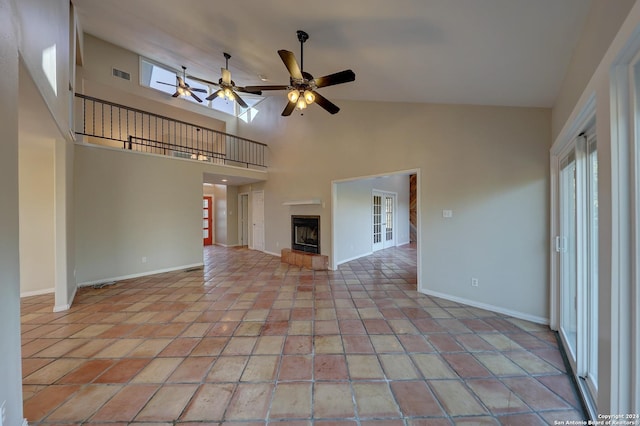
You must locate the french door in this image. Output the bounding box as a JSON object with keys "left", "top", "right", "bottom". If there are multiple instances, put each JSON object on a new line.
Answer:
{"left": 373, "top": 191, "right": 396, "bottom": 251}
{"left": 203, "top": 196, "right": 213, "bottom": 246}
{"left": 556, "top": 128, "right": 598, "bottom": 401}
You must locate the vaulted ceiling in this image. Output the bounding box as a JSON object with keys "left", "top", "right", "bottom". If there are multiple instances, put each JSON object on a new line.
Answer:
{"left": 72, "top": 0, "right": 592, "bottom": 108}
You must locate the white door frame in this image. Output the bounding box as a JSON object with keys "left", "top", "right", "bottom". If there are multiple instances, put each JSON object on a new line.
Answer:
{"left": 372, "top": 190, "right": 397, "bottom": 252}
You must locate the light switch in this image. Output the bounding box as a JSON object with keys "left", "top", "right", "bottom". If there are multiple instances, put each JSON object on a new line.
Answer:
{"left": 442, "top": 209, "right": 453, "bottom": 218}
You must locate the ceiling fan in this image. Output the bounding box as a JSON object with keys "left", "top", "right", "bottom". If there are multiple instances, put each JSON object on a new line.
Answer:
{"left": 189, "top": 53, "right": 262, "bottom": 109}
{"left": 156, "top": 65, "right": 207, "bottom": 103}
{"left": 244, "top": 30, "right": 356, "bottom": 116}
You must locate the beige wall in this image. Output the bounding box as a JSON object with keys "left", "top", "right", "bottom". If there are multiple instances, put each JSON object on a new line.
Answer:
{"left": 238, "top": 97, "right": 551, "bottom": 322}
{"left": 552, "top": 0, "right": 636, "bottom": 139}
{"left": 74, "top": 145, "right": 205, "bottom": 284}
{"left": 19, "top": 135, "right": 55, "bottom": 295}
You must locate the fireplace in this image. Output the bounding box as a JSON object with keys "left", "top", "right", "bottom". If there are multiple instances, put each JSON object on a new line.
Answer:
{"left": 291, "top": 215, "right": 320, "bottom": 254}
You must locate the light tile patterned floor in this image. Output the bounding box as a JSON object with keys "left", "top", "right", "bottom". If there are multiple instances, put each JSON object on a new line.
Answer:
{"left": 21, "top": 244, "right": 586, "bottom": 425}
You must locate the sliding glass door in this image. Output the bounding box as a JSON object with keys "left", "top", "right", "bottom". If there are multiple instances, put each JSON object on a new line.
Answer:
{"left": 556, "top": 128, "right": 598, "bottom": 403}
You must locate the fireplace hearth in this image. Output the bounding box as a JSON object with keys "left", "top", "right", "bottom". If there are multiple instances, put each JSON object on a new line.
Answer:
{"left": 291, "top": 215, "right": 320, "bottom": 254}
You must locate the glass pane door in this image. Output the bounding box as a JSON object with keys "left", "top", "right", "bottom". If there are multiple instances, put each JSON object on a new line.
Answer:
{"left": 560, "top": 151, "right": 578, "bottom": 360}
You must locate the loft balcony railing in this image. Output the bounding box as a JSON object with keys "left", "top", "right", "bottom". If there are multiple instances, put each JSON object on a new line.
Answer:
{"left": 75, "top": 93, "right": 267, "bottom": 169}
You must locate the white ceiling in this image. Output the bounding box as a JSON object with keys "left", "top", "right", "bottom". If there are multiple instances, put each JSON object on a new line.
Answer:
{"left": 73, "top": 0, "right": 592, "bottom": 108}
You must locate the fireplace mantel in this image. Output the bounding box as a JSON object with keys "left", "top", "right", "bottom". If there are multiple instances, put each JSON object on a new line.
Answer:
{"left": 282, "top": 199, "right": 322, "bottom": 206}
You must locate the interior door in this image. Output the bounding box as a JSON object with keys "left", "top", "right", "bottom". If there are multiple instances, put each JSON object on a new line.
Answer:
{"left": 239, "top": 193, "right": 249, "bottom": 246}
{"left": 251, "top": 190, "right": 265, "bottom": 251}
{"left": 203, "top": 196, "right": 213, "bottom": 246}
{"left": 373, "top": 191, "right": 396, "bottom": 251}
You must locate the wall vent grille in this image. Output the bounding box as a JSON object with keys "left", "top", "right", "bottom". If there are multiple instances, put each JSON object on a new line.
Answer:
{"left": 112, "top": 68, "right": 131, "bottom": 81}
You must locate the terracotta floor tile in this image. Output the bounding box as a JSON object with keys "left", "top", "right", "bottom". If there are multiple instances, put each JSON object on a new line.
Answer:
{"left": 134, "top": 384, "right": 198, "bottom": 421}
{"left": 346, "top": 355, "right": 385, "bottom": 380}
{"left": 180, "top": 383, "right": 234, "bottom": 421}
{"left": 269, "top": 382, "right": 312, "bottom": 419}
{"left": 314, "top": 354, "right": 349, "bottom": 380}
{"left": 379, "top": 354, "right": 421, "bottom": 379}
{"left": 466, "top": 379, "right": 529, "bottom": 414}
{"left": 352, "top": 382, "right": 401, "bottom": 418}
{"left": 411, "top": 353, "right": 457, "bottom": 379}
{"left": 206, "top": 356, "right": 249, "bottom": 382}
{"left": 23, "top": 384, "right": 81, "bottom": 422}
{"left": 23, "top": 359, "right": 81, "bottom": 385}
{"left": 505, "top": 351, "right": 560, "bottom": 374}
{"left": 94, "top": 358, "right": 151, "bottom": 383}
{"left": 131, "top": 357, "right": 183, "bottom": 383}
{"left": 497, "top": 413, "right": 547, "bottom": 425}
{"left": 278, "top": 355, "right": 312, "bottom": 381}
{"left": 94, "top": 338, "right": 143, "bottom": 358}
{"left": 502, "top": 377, "right": 572, "bottom": 411}
{"left": 224, "top": 383, "right": 273, "bottom": 420}
{"left": 429, "top": 380, "right": 488, "bottom": 417}
{"left": 313, "top": 383, "right": 355, "bottom": 418}
{"left": 398, "top": 334, "right": 434, "bottom": 352}
{"left": 390, "top": 380, "right": 444, "bottom": 417}
{"left": 21, "top": 245, "right": 585, "bottom": 425}
{"left": 222, "top": 336, "right": 258, "bottom": 355}
{"left": 57, "top": 359, "right": 115, "bottom": 384}
{"left": 314, "top": 335, "right": 344, "bottom": 354}
{"left": 253, "top": 336, "right": 285, "bottom": 354}
{"left": 46, "top": 384, "right": 121, "bottom": 422}
{"left": 474, "top": 353, "right": 527, "bottom": 376}
{"left": 342, "top": 335, "right": 374, "bottom": 353}
{"left": 241, "top": 355, "right": 279, "bottom": 381}
{"left": 158, "top": 337, "right": 200, "bottom": 357}
{"left": 168, "top": 357, "right": 216, "bottom": 383}
{"left": 90, "top": 384, "right": 158, "bottom": 422}
{"left": 427, "top": 334, "right": 465, "bottom": 352}
{"left": 191, "top": 337, "right": 229, "bottom": 356}
{"left": 443, "top": 353, "right": 492, "bottom": 378}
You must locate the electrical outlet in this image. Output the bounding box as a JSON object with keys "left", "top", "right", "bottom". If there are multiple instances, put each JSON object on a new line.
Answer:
{"left": 1, "top": 400, "right": 7, "bottom": 426}
{"left": 471, "top": 278, "right": 479, "bottom": 287}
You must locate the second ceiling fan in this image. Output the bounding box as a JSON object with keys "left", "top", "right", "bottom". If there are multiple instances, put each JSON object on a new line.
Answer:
{"left": 245, "top": 30, "right": 356, "bottom": 116}
{"left": 190, "top": 53, "right": 262, "bottom": 109}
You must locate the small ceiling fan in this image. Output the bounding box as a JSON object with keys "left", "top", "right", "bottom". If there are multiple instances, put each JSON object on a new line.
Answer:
{"left": 156, "top": 66, "right": 207, "bottom": 103}
{"left": 189, "top": 53, "right": 262, "bottom": 109}
{"left": 244, "top": 30, "right": 356, "bottom": 116}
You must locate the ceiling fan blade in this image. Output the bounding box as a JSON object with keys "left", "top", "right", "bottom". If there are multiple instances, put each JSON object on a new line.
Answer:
{"left": 278, "top": 50, "right": 303, "bottom": 80}
{"left": 190, "top": 92, "right": 203, "bottom": 103}
{"left": 236, "top": 86, "right": 263, "bottom": 95}
{"left": 221, "top": 68, "right": 232, "bottom": 85}
{"left": 172, "top": 91, "right": 180, "bottom": 98}
{"left": 206, "top": 89, "right": 223, "bottom": 101}
{"left": 233, "top": 92, "right": 249, "bottom": 109}
{"left": 313, "top": 91, "right": 340, "bottom": 114}
{"left": 244, "top": 85, "right": 289, "bottom": 91}
{"left": 189, "top": 75, "right": 220, "bottom": 87}
{"left": 156, "top": 81, "right": 176, "bottom": 87}
{"left": 314, "top": 69, "right": 356, "bottom": 88}
{"left": 281, "top": 101, "right": 296, "bottom": 116}
{"left": 191, "top": 87, "right": 207, "bottom": 93}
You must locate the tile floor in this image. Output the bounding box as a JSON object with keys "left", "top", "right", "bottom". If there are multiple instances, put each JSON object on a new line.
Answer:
{"left": 21, "top": 244, "right": 586, "bottom": 425}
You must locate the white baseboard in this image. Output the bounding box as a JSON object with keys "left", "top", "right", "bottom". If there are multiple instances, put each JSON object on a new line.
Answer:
{"left": 20, "top": 287, "right": 55, "bottom": 298}
{"left": 336, "top": 251, "right": 374, "bottom": 267}
{"left": 419, "top": 288, "right": 549, "bottom": 325}
{"left": 77, "top": 263, "right": 204, "bottom": 288}
{"left": 263, "top": 250, "right": 281, "bottom": 258}
{"left": 53, "top": 285, "right": 77, "bottom": 313}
